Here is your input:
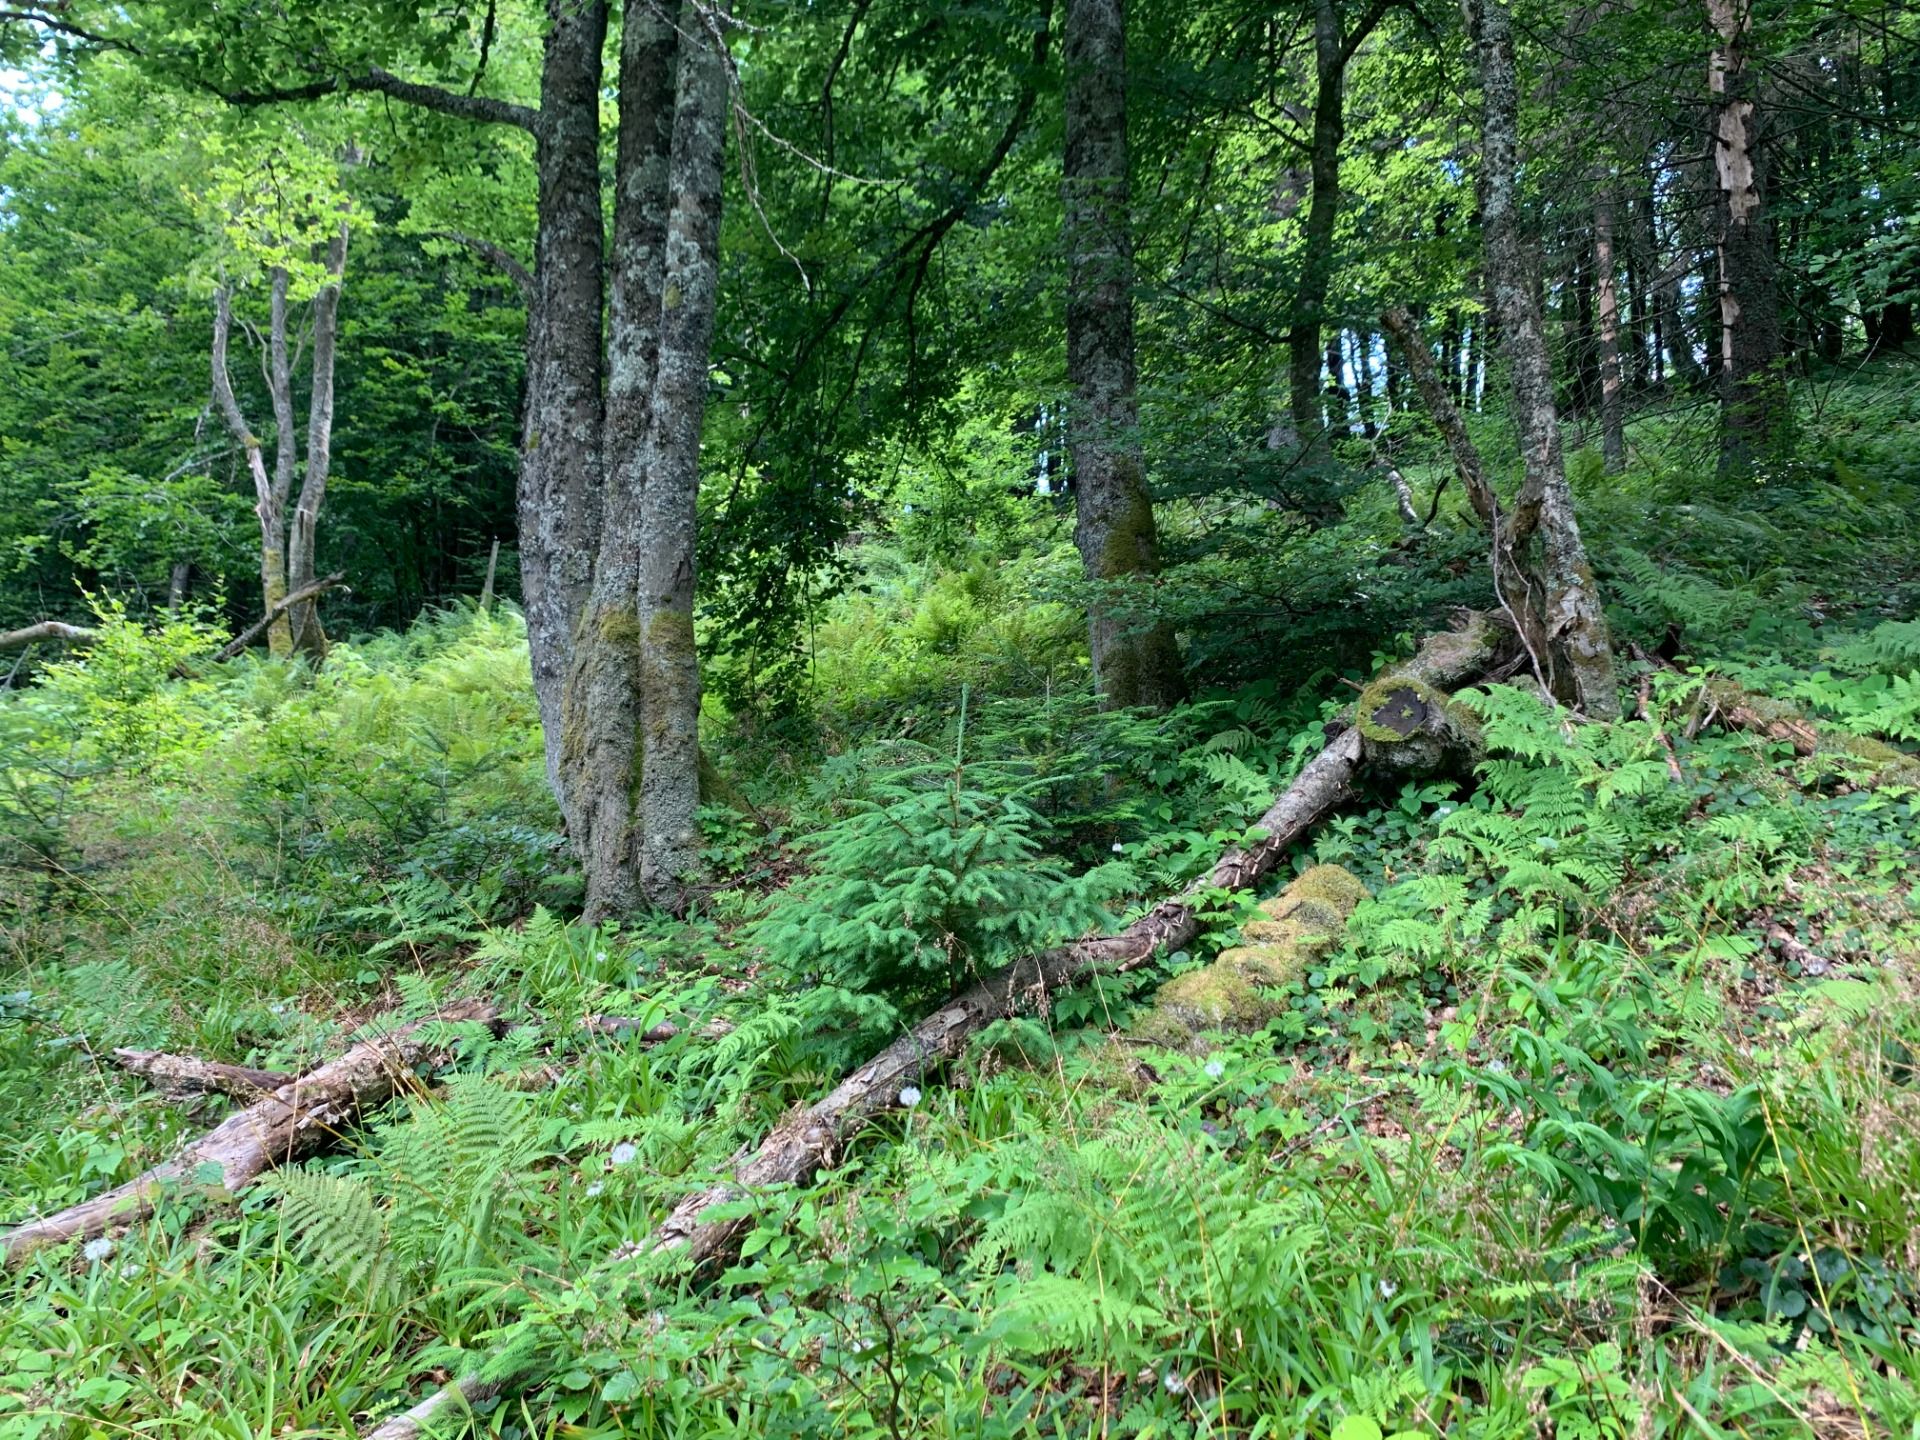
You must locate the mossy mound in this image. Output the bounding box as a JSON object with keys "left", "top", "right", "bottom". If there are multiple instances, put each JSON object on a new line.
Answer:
{"left": 1133, "top": 864, "right": 1370, "bottom": 1051}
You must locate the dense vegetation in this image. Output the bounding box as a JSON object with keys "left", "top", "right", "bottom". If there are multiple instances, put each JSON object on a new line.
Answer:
{"left": 3, "top": 0, "right": 1919, "bottom": 1436}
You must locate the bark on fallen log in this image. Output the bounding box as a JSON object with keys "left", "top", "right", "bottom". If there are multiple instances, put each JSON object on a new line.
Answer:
{"left": 0, "top": 620, "right": 98, "bottom": 650}
{"left": 112, "top": 1048, "right": 293, "bottom": 1101}
{"left": 1629, "top": 646, "right": 1920, "bottom": 791}
{"left": 3, "top": 1000, "right": 499, "bottom": 1267}
{"left": 360, "top": 618, "right": 1511, "bottom": 1439}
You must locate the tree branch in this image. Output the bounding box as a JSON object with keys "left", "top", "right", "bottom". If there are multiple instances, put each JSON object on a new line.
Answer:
{"left": 0, "top": 620, "right": 97, "bottom": 650}
{"left": 431, "top": 232, "right": 535, "bottom": 301}
{"left": 215, "top": 66, "right": 536, "bottom": 131}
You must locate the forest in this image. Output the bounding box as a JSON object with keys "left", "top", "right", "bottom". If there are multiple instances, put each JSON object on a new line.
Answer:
{"left": 1, "top": 0, "right": 1918, "bottom": 1434}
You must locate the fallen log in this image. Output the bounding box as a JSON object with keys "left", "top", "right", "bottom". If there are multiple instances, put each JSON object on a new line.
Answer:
{"left": 1628, "top": 646, "right": 1920, "bottom": 791}
{"left": 0, "top": 619, "right": 97, "bottom": 650}
{"left": 112, "top": 1048, "right": 293, "bottom": 1101}
{"left": 3, "top": 1000, "right": 499, "bottom": 1267}
{"left": 361, "top": 617, "right": 1512, "bottom": 1439}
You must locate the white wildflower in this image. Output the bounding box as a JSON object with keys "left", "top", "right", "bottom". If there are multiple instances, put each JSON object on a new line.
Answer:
{"left": 1163, "top": 1370, "right": 1186, "bottom": 1396}
{"left": 898, "top": 1086, "right": 922, "bottom": 1108}
{"left": 586, "top": 1182, "right": 604, "bottom": 1198}
{"left": 83, "top": 1237, "right": 114, "bottom": 1263}
{"left": 1203, "top": 1061, "right": 1224, "bottom": 1080}
{"left": 1111, "top": 841, "right": 1124, "bottom": 853}
{"left": 609, "top": 1142, "right": 639, "bottom": 1167}
{"left": 1379, "top": 1278, "right": 1397, "bottom": 1298}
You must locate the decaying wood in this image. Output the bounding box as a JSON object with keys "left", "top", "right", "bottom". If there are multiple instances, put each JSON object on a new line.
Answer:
{"left": 3, "top": 1000, "right": 499, "bottom": 1267}
{"left": 112, "top": 1049, "right": 293, "bottom": 1101}
{"left": 578, "top": 1015, "right": 735, "bottom": 1043}
{"left": 212, "top": 572, "right": 349, "bottom": 662}
{"left": 0, "top": 620, "right": 98, "bottom": 650}
{"left": 360, "top": 618, "right": 1510, "bottom": 1439}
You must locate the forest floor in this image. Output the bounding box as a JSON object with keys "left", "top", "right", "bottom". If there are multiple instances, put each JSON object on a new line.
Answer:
{"left": 4, "top": 384, "right": 1920, "bottom": 1439}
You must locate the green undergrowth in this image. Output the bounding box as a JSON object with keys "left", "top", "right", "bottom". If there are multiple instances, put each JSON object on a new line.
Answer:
{"left": 5, "top": 397, "right": 1920, "bottom": 1436}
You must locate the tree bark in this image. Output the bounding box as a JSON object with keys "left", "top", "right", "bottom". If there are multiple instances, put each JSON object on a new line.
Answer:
{"left": 3, "top": 1002, "right": 500, "bottom": 1267}
{"left": 212, "top": 285, "right": 293, "bottom": 659}
{"left": 1594, "top": 188, "right": 1627, "bottom": 474}
{"left": 518, "top": 0, "right": 611, "bottom": 816}
{"left": 1707, "top": 0, "right": 1786, "bottom": 471}
{"left": 212, "top": 573, "right": 348, "bottom": 662}
{"left": 1381, "top": 304, "right": 1550, "bottom": 671}
{"left": 0, "top": 620, "right": 98, "bottom": 649}
{"left": 1471, "top": 0, "right": 1620, "bottom": 719}
{"left": 560, "top": 1, "right": 682, "bottom": 921}
{"left": 112, "top": 1049, "right": 293, "bottom": 1101}
{"left": 1064, "top": 0, "right": 1181, "bottom": 710}
{"left": 287, "top": 221, "right": 349, "bottom": 658}
{"left": 633, "top": 0, "right": 730, "bottom": 913}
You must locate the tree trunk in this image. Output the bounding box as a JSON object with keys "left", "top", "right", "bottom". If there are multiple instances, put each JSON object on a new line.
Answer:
{"left": 287, "top": 221, "right": 348, "bottom": 658}
{"left": 560, "top": 1, "right": 681, "bottom": 921}
{"left": 1064, "top": 0, "right": 1181, "bottom": 710}
{"left": 1381, "top": 304, "right": 1550, "bottom": 670}
{"left": 1354, "top": 329, "right": 1378, "bottom": 437}
{"left": 518, "top": 0, "right": 611, "bottom": 818}
{"left": 1707, "top": 0, "right": 1786, "bottom": 471}
{"left": 212, "top": 285, "right": 294, "bottom": 658}
{"left": 1473, "top": 0, "right": 1619, "bottom": 718}
{"left": 1594, "top": 189, "right": 1627, "bottom": 474}
{"left": 633, "top": 0, "right": 730, "bottom": 912}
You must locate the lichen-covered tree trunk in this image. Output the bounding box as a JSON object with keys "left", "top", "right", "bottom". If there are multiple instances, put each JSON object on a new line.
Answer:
{"left": 561, "top": 2, "right": 681, "bottom": 921}
{"left": 287, "top": 221, "right": 348, "bottom": 658}
{"left": 517, "top": 0, "right": 610, "bottom": 815}
{"left": 1472, "top": 0, "right": 1620, "bottom": 719}
{"left": 1063, "top": 0, "right": 1181, "bottom": 710}
{"left": 633, "top": 1, "right": 729, "bottom": 913}
{"left": 1594, "top": 189, "right": 1627, "bottom": 474}
{"left": 1707, "top": 0, "right": 1786, "bottom": 472}
{"left": 211, "top": 285, "right": 293, "bottom": 658}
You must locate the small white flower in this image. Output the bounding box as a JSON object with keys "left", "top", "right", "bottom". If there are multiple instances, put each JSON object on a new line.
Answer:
{"left": 119, "top": 1262, "right": 138, "bottom": 1279}
{"left": 609, "top": 1142, "right": 639, "bottom": 1166}
{"left": 1111, "top": 841, "right": 1124, "bottom": 853}
{"left": 83, "top": 1237, "right": 114, "bottom": 1263}
{"left": 269, "top": 1003, "right": 287, "bottom": 1015}
{"left": 595, "top": 950, "right": 608, "bottom": 964}
{"left": 1163, "top": 1370, "right": 1186, "bottom": 1396}
{"left": 1379, "top": 1278, "right": 1397, "bottom": 1298}
{"left": 898, "top": 1086, "right": 922, "bottom": 1108}
{"left": 1203, "top": 1061, "right": 1224, "bottom": 1080}
{"left": 586, "top": 1182, "right": 604, "bottom": 1197}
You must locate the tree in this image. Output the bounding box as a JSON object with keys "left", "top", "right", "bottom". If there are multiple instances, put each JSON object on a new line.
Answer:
{"left": 1062, "top": 0, "right": 1181, "bottom": 709}
{"left": 1706, "top": 0, "right": 1785, "bottom": 471}
{"left": 1469, "top": 0, "right": 1619, "bottom": 719}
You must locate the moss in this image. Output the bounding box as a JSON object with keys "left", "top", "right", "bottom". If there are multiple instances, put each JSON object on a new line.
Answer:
{"left": 1130, "top": 865, "right": 1370, "bottom": 1050}
{"left": 1133, "top": 964, "right": 1278, "bottom": 1051}
{"left": 1277, "top": 864, "right": 1370, "bottom": 914}
{"left": 1828, "top": 733, "right": 1920, "bottom": 788}
{"left": 1354, "top": 676, "right": 1448, "bottom": 745}
{"left": 598, "top": 607, "right": 643, "bottom": 649}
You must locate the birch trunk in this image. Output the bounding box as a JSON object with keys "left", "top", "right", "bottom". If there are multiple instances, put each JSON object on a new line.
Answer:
{"left": 287, "top": 222, "right": 348, "bottom": 657}
{"left": 1064, "top": 0, "right": 1182, "bottom": 710}
{"left": 634, "top": 1, "right": 730, "bottom": 912}
{"left": 560, "top": 1, "right": 681, "bottom": 921}
{"left": 1707, "top": 0, "right": 1786, "bottom": 472}
{"left": 518, "top": 0, "right": 610, "bottom": 817}
{"left": 1594, "top": 189, "right": 1627, "bottom": 474}
{"left": 1472, "top": 0, "right": 1619, "bottom": 719}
